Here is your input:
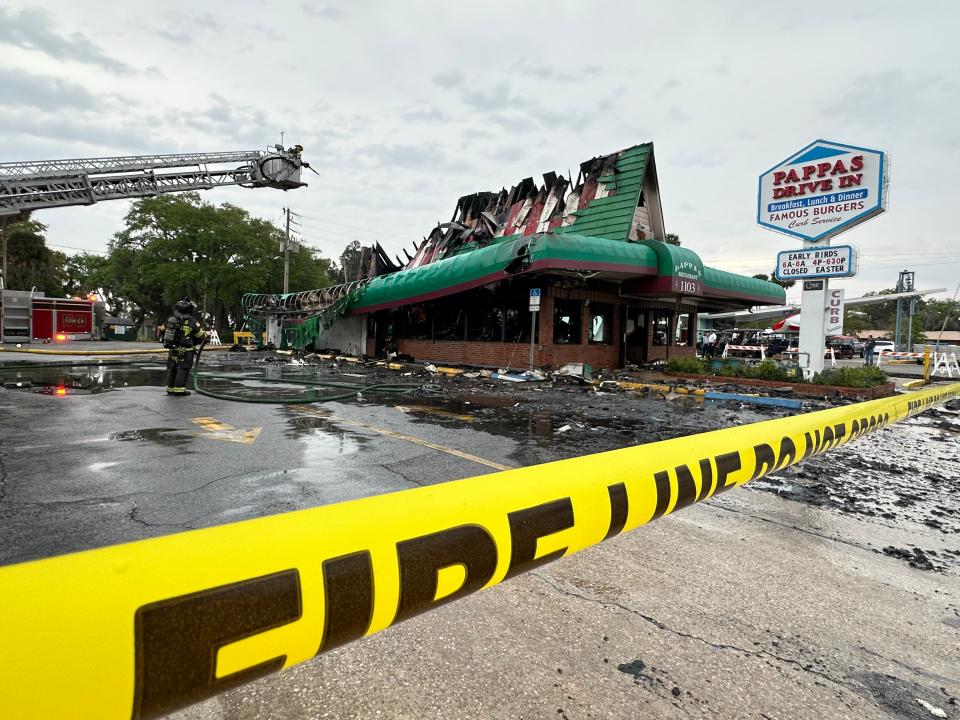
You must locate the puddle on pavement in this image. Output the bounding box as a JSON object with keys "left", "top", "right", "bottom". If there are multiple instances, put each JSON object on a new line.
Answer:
{"left": 0, "top": 363, "right": 167, "bottom": 394}
{"left": 283, "top": 406, "right": 364, "bottom": 457}
{"left": 109, "top": 428, "right": 192, "bottom": 446}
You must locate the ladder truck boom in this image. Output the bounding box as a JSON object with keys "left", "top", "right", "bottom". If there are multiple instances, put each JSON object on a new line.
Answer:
{"left": 0, "top": 145, "right": 311, "bottom": 216}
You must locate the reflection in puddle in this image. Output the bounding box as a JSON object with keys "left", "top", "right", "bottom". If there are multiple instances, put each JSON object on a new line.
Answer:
{"left": 285, "top": 407, "right": 363, "bottom": 458}
{"left": 0, "top": 363, "right": 166, "bottom": 394}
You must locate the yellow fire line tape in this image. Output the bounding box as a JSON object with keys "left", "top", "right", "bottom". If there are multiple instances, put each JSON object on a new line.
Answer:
{"left": 2, "top": 383, "right": 958, "bottom": 719}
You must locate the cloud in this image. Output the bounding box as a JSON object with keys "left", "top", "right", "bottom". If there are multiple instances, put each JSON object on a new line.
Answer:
{"left": 191, "top": 13, "right": 223, "bottom": 32}
{"left": 654, "top": 77, "right": 681, "bottom": 99}
{"left": 826, "top": 70, "right": 953, "bottom": 131}
{"left": 0, "top": 7, "right": 131, "bottom": 73}
{"left": 156, "top": 29, "right": 192, "bottom": 45}
{"left": 460, "top": 81, "right": 514, "bottom": 111}
{"left": 486, "top": 113, "right": 533, "bottom": 132}
{"left": 432, "top": 70, "right": 465, "bottom": 89}
{"left": 0, "top": 110, "right": 161, "bottom": 154}
{"left": 400, "top": 107, "right": 449, "bottom": 123}
{"left": 301, "top": 3, "right": 343, "bottom": 19}
{"left": 0, "top": 68, "right": 99, "bottom": 112}
{"left": 360, "top": 142, "right": 448, "bottom": 170}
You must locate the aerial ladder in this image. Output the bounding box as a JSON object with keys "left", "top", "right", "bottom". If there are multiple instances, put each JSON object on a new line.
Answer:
{"left": 0, "top": 145, "right": 313, "bottom": 345}
{"left": 0, "top": 145, "right": 310, "bottom": 217}
{"left": 0, "top": 145, "right": 312, "bottom": 291}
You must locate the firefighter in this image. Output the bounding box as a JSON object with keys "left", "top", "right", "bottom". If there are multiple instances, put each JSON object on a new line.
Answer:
{"left": 160, "top": 299, "right": 207, "bottom": 396}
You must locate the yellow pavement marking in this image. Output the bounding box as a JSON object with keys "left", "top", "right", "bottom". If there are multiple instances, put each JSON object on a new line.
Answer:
{"left": 290, "top": 405, "right": 508, "bottom": 471}
{"left": 191, "top": 417, "right": 231, "bottom": 431}
{"left": 190, "top": 417, "right": 262, "bottom": 444}
{"left": 395, "top": 404, "right": 475, "bottom": 422}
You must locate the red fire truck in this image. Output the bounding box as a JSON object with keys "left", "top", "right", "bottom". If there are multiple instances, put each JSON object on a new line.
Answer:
{"left": 0, "top": 291, "right": 95, "bottom": 342}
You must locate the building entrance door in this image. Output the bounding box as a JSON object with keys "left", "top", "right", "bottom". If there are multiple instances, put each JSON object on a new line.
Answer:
{"left": 624, "top": 306, "right": 647, "bottom": 365}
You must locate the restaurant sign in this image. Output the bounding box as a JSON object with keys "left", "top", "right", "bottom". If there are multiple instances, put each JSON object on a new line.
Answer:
{"left": 758, "top": 139, "right": 888, "bottom": 242}
{"left": 775, "top": 245, "right": 858, "bottom": 280}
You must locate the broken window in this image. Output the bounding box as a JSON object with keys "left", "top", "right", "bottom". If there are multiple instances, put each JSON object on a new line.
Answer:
{"left": 504, "top": 301, "right": 538, "bottom": 343}
{"left": 553, "top": 299, "right": 582, "bottom": 344}
{"left": 652, "top": 311, "right": 672, "bottom": 346}
{"left": 433, "top": 303, "right": 466, "bottom": 341}
{"left": 675, "top": 313, "right": 690, "bottom": 346}
{"left": 466, "top": 290, "right": 504, "bottom": 341}
{"left": 404, "top": 304, "right": 432, "bottom": 340}
{"left": 588, "top": 302, "right": 613, "bottom": 345}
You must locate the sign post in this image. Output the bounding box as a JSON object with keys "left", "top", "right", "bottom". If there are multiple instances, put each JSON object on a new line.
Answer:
{"left": 528, "top": 288, "right": 541, "bottom": 370}
{"left": 758, "top": 140, "right": 888, "bottom": 378}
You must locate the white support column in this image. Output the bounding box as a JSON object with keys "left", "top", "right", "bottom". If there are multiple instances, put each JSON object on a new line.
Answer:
{"left": 798, "top": 239, "right": 829, "bottom": 379}
{"left": 266, "top": 317, "right": 282, "bottom": 347}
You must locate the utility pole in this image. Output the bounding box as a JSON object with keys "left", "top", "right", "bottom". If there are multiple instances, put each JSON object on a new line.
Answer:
{"left": 907, "top": 297, "right": 916, "bottom": 352}
{"left": 1, "top": 226, "right": 6, "bottom": 291}
{"left": 283, "top": 207, "right": 291, "bottom": 294}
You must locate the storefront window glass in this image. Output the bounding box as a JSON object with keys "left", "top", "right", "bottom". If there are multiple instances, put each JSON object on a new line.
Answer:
{"left": 588, "top": 302, "right": 613, "bottom": 344}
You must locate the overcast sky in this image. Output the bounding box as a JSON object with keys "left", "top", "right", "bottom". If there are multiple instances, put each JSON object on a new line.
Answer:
{"left": 2, "top": 1, "right": 958, "bottom": 305}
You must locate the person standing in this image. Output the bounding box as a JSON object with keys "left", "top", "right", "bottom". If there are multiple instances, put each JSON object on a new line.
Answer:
{"left": 161, "top": 299, "right": 207, "bottom": 396}
{"left": 705, "top": 330, "right": 718, "bottom": 358}
{"left": 864, "top": 335, "right": 876, "bottom": 366}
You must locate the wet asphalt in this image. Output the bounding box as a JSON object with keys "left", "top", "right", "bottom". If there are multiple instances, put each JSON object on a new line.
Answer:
{"left": 1, "top": 351, "right": 959, "bottom": 719}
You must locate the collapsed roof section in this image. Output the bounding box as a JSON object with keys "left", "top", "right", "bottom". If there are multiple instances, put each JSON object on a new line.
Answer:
{"left": 403, "top": 143, "right": 664, "bottom": 269}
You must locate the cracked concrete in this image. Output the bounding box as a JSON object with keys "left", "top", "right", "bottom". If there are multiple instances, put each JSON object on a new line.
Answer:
{"left": 528, "top": 571, "right": 845, "bottom": 687}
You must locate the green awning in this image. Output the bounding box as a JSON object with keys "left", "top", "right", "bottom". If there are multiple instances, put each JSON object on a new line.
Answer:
{"left": 352, "top": 238, "right": 524, "bottom": 312}
{"left": 527, "top": 233, "right": 657, "bottom": 273}
{"left": 703, "top": 267, "right": 786, "bottom": 305}
{"left": 350, "top": 231, "right": 783, "bottom": 313}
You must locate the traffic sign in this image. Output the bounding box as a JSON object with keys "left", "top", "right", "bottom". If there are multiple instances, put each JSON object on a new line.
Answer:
{"left": 529, "top": 288, "right": 541, "bottom": 311}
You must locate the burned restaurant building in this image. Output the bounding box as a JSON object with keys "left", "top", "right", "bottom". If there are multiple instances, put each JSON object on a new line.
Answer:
{"left": 253, "top": 143, "right": 785, "bottom": 368}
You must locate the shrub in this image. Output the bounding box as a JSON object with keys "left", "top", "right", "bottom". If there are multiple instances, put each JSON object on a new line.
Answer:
{"left": 665, "top": 357, "right": 708, "bottom": 374}
{"left": 813, "top": 366, "right": 889, "bottom": 388}
{"left": 717, "top": 360, "right": 745, "bottom": 377}
{"left": 745, "top": 359, "right": 793, "bottom": 381}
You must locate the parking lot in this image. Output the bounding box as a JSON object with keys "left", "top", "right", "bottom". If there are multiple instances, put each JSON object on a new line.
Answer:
{"left": 1, "top": 345, "right": 958, "bottom": 719}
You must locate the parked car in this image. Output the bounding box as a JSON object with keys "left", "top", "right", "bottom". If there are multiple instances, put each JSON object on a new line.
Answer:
{"left": 871, "top": 340, "right": 895, "bottom": 359}
{"left": 826, "top": 336, "right": 857, "bottom": 359}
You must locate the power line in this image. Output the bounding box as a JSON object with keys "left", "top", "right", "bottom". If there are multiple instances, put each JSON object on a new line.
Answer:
{"left": 47, "top": 243, "right": 108, "bottom": 255}
{"left": 290, "top": 213, "right": 422, "bottom": 243}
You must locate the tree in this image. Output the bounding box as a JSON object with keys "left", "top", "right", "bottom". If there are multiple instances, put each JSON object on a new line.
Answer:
{"left": 920, "top": 298, "right": 960, "bottom": 332}
{"left": 100, "top": 194, "right": 338, "bottom": 333}
{"left": 338, "top": 240, "right": 364, "bottom": 281}
{"left": 843, "top": 310, "right": 872, "bottom": 335}
{"left": 62, "top": 252, "right": 106, "bottom": 298}
{"left": 664, "top": 233, "right": 680, "bottom": 246}
{"left": 752, "top": 272, "right": 795, "bottom": 290}
{"left": 2, "top": 220, "right": 67, "bottom": 295}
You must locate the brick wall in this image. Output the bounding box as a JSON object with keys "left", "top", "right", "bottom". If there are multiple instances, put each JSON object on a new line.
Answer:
{"left": 396, "top": 338, "right": 541, "bottom": 368}
{"left": 393, "top": 338, "right": 623, "bottom": 370}
{"left": 362, "top": 284, "right": 694, "bottom": 369}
